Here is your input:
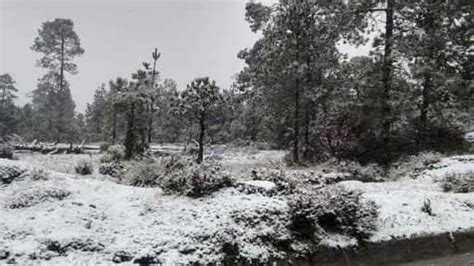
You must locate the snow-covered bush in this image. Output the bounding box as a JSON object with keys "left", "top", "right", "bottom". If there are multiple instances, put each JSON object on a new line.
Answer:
{"left": 159, "top": 162, "right": 234, "bottom": 197}
{"left": 101, "top": 144, "right": 125, "bottom": 163}
{"left": 74, "top": 159, "right": 93, "bottom": 175}
{"left": 98, "top": 162, "right": 124, "bottom": 178}
{"left": 0, "top": 143, "right": 14, "bottom": 159}
{"left": 287, "top": 186, "right": 378, "bottom": 242}
{"left": 0, "top": 165, "right": 26, "bottom": 184}
{"left": 249, "top": 168, "right": 295, "bottom": 194}
{"left": 127, "top": 163, "right": 161, "bottom": 187}
{"left": 6, "top": 187, "right": 71, "bottom": 209}
{"left": 230, "top": 205, "right": 291, "bottom": 260}
{"left": 441, "top": 171, "right": 474, "bottom": 193}
{"left": 28, "top": 168, "right": 50, "bottom": 181}
{"left": 159, "top": 154, "right": 191, "bottom": 172}
{"left": 35, "top": 238, "right": 104, "bottom": 260}
{"left": 248, "top": 167, "right": 322, "bottom": 195}
{"left": 322, "top": 159, "right": 385, "bottom": 183}
{"left": 388, "top": 152, "right": 442, "bottom": 179}
{"left": 235, "top": 180, "right": 279, "bottom": 196}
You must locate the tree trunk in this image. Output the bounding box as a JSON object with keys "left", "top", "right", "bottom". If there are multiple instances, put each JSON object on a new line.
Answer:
{"left": 293, "top": 83, "right": 300, "bottom": 164}
{"left": 60, "top": 36, "right": 65, "bottom": 92}
{"left": 304, "top": 101, "right": 310, "bottom": 149}
{"left": 420, "top": 73, "right": 431, "bottom": 131}
{"left": 197, "top": 111, "right": 205, "bottom": 164}
{"left": 124, "top": 102, "right": 136, "bottom": 160}
{"left": 111, "top": 112, "right": 117, "bottom": 144}
{"left": 1, "top": 87, "right": 5, "bottom": 137}
{"left": 147, "top": 99, "right": 153, "bottom": 143}
{"left": 417, "top": 73, "right": 431, "bottom": 150}
{"left": 381, "top": 0, "right": 394, "bottom": 147}
{"left": 147, "top": 55, "right": 158, "bottom": 144}
{"left": 55, "top": 36, "right": 66, "bottom": 143}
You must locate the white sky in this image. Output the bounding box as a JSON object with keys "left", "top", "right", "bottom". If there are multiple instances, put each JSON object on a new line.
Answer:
{"left": 0, "top": 0, "right": 371, "bottom": 112}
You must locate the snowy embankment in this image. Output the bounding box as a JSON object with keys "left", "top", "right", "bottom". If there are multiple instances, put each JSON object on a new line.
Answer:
{"left": 344, "top": 155, "right": 474, "bottom": 242}
{"left": 0, "top": 154, "right": 473, "bottom": 264}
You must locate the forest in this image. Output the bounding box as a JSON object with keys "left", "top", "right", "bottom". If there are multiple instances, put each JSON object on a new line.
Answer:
{"left": 0, "top": 1, "right": 471, "bottom": 165}
{"left": 0, "top": 0, "right": 473, "bottom": 264}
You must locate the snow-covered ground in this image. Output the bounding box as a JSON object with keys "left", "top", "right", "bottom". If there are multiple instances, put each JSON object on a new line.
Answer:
{"left": 0, "top": 152, "right": 473, "bottom": 264}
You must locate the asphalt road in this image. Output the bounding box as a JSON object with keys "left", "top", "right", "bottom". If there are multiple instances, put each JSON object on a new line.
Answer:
{"left": 400, "top": 252, "right": 474, "bottom": 266}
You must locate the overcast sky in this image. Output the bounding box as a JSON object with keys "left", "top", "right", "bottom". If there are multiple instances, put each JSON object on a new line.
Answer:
{"left": 1, "top": 0, "right": 370, "bottom": 112}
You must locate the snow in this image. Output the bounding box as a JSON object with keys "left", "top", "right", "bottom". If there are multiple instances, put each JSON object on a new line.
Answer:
{"left": 0, "top": 159, "right": 288, "bottom": 263}
{"left": 238, "top": 180, "right": 277, "bottom": 190}
{"left": 1, "top": 153, "right": 474, "bottom": 264}
{"left": 338, "top": 155, "right": 474, "bottom": 242}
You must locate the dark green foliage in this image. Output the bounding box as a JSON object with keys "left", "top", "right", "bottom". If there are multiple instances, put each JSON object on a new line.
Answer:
{"left": 28, "top": 18, "right": 84, "bottom": 143}
{"left": 441, "top": 172, "right": 474, "bottom": 193}
{"left": 0, "top": 143, "right": 14, "bottom": 159}
{"left": 7, "top": 187, "right": 71, "bottom": 209}
{"left": 175, "top": 77, "right": 222, "bottom": 163}
{"left": 128, "top": 164, "right": 161, "bottom": 187}
{"left": 159, "top": 161, "right": 233, "bottom": 197}
{"left": 287, "top": 186, "right": 378, "bottom": 242}
{"left": 98, "top": 163, "right": 124, "bottom": 178}
{"left": 74, "top": 160, "right": 93, "bottom": 175}
{"left": 0, "top": 165, "right": 26, "bottom": 184}
{"left": 0, "top": 74, "right": 19, "bottom": 137}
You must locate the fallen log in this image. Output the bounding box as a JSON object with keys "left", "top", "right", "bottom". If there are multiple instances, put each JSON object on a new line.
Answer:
{"left": 12, "top": 141, "right": 99, "bottom": 154}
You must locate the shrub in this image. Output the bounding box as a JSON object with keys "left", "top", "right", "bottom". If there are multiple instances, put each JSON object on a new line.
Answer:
{"left": 421, "top": 199, "right": 434, "bottom": 216}
{"left": 74, "top": 160, "right": 93, "bottom": 175}
{"left": 29, "top": 168, "right": 50, "bottom": 181}
{"left": 127, "top": 164, "right": 161, "bottom": 187}
{"left": 0, "top": 143, "right": 14, "bottom": 159}
{"left": 306, "top": 107, "right": 377, "bottom": 163}
{"left": 99, "top": 142, "right": 110, "bottom": 152}
{"left": 7, "top": 187, "right": 71, "bottom": 209}
{"left": 230, "top": 205, "right": 291, "bottom": 261}
{"left": 388, "top": 152, "right": 442, "bottom": 179}
{"left": 160, "top": 155, "right": 190, "bottom": 172}
{"left": 322, "top": 160, "right": 385, "bottom": 183}
{"left": 98, "top": 162, "right": 124, "bottom": 178}
{"left": 159, "top": 161, "right": 234, "bottom": 197}
{"left": 441, "top": 171, "right": 474, "bottom": 193}
{"left": 0, "top": 165, "right": 27, "bottom": 184}
{"left": 287, "top": 186, "right": 378, "bottom": 242}
{"left": 249, "top": 167, "right": 321, "bottom": 195}
{"left": 101, "top": 145, "right": 125, "bottom": 163}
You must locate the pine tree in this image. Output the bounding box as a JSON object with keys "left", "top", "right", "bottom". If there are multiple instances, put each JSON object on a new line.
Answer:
{"left": 177, "top": 77, "right": 222, "bottom": 163}
{"left": 31, "top": 18, "right": 84, "bottom": 142}
{"left": 0, "top": 74, "right": 18, "bottom": 137}
{"left": 239, "top": 0, "right": 342, "bottom": 164}
{"left": 85, "top": 84, "right": 108, "bottom": 141}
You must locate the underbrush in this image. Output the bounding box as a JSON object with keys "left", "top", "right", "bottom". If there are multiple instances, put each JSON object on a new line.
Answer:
{"left": 388, "top": 152, "right": 442, "bottom": 179}
{"left": 126, "top": 163, "right": 161, "bottom": 187}
{"left": 28, "top": 168, "right": 50, "bottom": 181}
{"left": 160, "top": 162, "right": 234, "bottom": 197}
{"left": 6, "top": 186, "right": 71, "bottom": 209}
{"left": 75, "top": 160, "right": 93, "bottom": 175}
{"left": 123, "top": 156, "right": 234, "bottom": 197}
{"left": 321, "top": 159, "right": 385, "bottom": 183}
{"left": 441, "top": 171, "right": 474, "bottom": 193}
{"left": 101, "top": 145, "right": 125, "bottom": 163}
{"left": 0, "top": 143, "right": 14, "bottom": 159}
{"left": 0, "top": 165, "right": 27, "bottom": 184}
{"left": 287, "top": 186, "right": 378, "bottom": 242}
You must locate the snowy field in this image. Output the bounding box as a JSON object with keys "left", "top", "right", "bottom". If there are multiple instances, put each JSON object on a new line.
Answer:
{"left": 0, "top": 150, "right": 473, "bottom": 264}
